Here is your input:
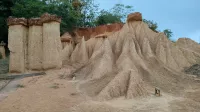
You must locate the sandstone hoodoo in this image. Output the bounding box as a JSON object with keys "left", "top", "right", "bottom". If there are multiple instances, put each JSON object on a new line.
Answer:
{"left": 7, "top": 13, "right": 64, "bottom": 73}
{"left": 60, "top": 32, "right": 74, "bottom": 63}
{"left": 28, "top": 18, "right": 43, "bottom": 70}
{"left": 127, "top": 12, "right": 142, "bottom": 22}
{"left": 70, "top": 37, "right": 89, "bottom": 66}
{"left": 7, "top": 17, "right": 28, "bottom": 73}
{"left": 61, "top": 32, "right": 73, "bottom": 48}
{"left": 41, "top": 13, "right": 62, "bottom": 70}
{"left": 66, "top": 12, "right": 200, "bottom": 102}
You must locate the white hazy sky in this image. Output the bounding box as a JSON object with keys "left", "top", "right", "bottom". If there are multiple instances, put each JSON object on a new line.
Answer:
{"left": 95, "top": 0, "right": 200, "bottom": 43}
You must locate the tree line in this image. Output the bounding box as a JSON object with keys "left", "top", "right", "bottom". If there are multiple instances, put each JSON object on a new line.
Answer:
{"left": 0, "top": 0, "right": 172, "bottom": 43}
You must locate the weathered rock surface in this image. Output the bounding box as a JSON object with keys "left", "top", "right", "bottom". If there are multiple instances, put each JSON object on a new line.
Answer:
{"left": 67, "top": 12, "right": 200, "bottom": 102}
{"left": 28, "top": 18, "right": 43, "bottom": 70}
{"left": 41, "top": 13, "right": 62, "bottom": 70}
{"left": 8, "top": 18, "right": 28, "bottom": 73}
{"left": 127, "top": 12, "right": 142, "bottom": 22}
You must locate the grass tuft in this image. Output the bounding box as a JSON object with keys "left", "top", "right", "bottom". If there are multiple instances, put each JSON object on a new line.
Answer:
{"left": 16, "top": 84, "right": 25, "bottom": 88}
{"left": 50, "top": 83, "right": 59, "bottom": 89}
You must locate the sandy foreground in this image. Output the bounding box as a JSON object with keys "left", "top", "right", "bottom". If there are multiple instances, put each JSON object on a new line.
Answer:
{"left": 0, "top": 67, "right": 87, "bottom": 112}
{"left": 0, "top": 67, "right": 200, "bottom": 112}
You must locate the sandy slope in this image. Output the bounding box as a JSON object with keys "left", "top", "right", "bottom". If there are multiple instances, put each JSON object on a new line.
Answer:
{"left": 0, "top": 67, "right": 87, "bottom": 112}
{"left": 0, "top": 68, "right": 200, "bottom": 112}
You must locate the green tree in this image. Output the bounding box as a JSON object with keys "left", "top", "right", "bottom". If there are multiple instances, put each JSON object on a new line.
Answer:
{"left": 1, "top": 0, "right": 173, "bottom": 42}
{"left": 163, "top": 29, "right": 173, "bottom": 39}
{"left": 143, "top": 19, "right": 173, "bottom": 39}
{"left": 111, "top": 4, "right": 134, "bottom": 22}
{"left": 94, "top": 3, "right": 134, "bottom": 26}
{"left": 95, "top": 10, "right": 121, "bottom": 26}
{"left": 1, "top": 0, "right": 99, "bottom": 42}
{"left": 11, "top": 0, "right": 99, "bottom": 30}
{"left": 0, "top": 0, "right": 14, "bottom": 43}
{"left": 11, "top": 0, "right": 46, "bottom": 18}
{"left": 11, "top": 0, "right": 80, "bottom": 34}
{"left": 78, "top": 0, "right": 99, "bottom": 27}
{"left": 143, "top": 19, "right": 158, "bottom": 32}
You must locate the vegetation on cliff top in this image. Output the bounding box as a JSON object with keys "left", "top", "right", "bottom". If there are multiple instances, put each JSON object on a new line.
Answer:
{"left": 0, "top": 0, "right": 172, "bottom": 43}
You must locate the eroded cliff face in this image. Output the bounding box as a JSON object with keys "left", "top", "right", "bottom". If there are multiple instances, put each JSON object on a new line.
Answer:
{"left": 74, "top": 23, "right": 124, "bottom": 40}
{"left": 62, "top": 12, "right": 200, "bottom": 102}
{"left": 61, "top": 12, "right": 141, "bottom": 44}
{"left": 60, "top": 23, "right": 124, "bottom": 46}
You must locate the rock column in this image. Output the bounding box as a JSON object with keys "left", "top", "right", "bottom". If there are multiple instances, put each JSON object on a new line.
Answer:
{"left": 41, "top": 13, "right": 62, "bottom": 69}
{"left": 28, "top": 18, "right": 43, "bottom": 70}
{"left": 7, "top": 17, "right": 28, "bottom": 73}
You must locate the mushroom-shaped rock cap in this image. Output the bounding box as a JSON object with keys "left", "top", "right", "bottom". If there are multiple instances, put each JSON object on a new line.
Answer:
{"left": 94, "top": 34, "right": 108, "bottom": 38}
{"left": 94, "top": 32, "right": 113, "bottom": 38}
{"left": 7, "top": 17, "right": 28, "bottom": 26}
{"left": 127, "top": 12, "right": 142, "bottom": 22}
{"left": 61, "top": 32, "right": 72, "bottom": 42}
{"left": 28, "top": 18, "right": 42, "bottom": 26}
{"left": 40, "top": 13, "right": 61, "bottom": 23}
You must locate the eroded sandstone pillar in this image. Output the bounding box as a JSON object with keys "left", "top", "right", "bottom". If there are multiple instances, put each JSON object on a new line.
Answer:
{"left": 7, "top": 17, "right": 28, "bottom": 73}
{"left": 41, "top": 13, "right": 62, "bottom": 69}
{"left": 28, "top": 18, "right": 43, "bottom": 70}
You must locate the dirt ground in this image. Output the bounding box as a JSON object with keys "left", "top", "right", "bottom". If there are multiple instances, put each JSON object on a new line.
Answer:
{"left": 0, "top": 67, "right": 88, "bottom": 112}
{"left": 0, "top": 66, "right": 200, "bottom": 112}
{"left": 0, "top": 58, "right": 9, "bottom": 74}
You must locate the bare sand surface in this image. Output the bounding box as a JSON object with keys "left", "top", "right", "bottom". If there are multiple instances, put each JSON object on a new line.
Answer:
{"left": 0, "top": 67, "right": 200, "bottom": 112}
{"left": 0, "top": 67, "right": 87, "bottom": 112}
